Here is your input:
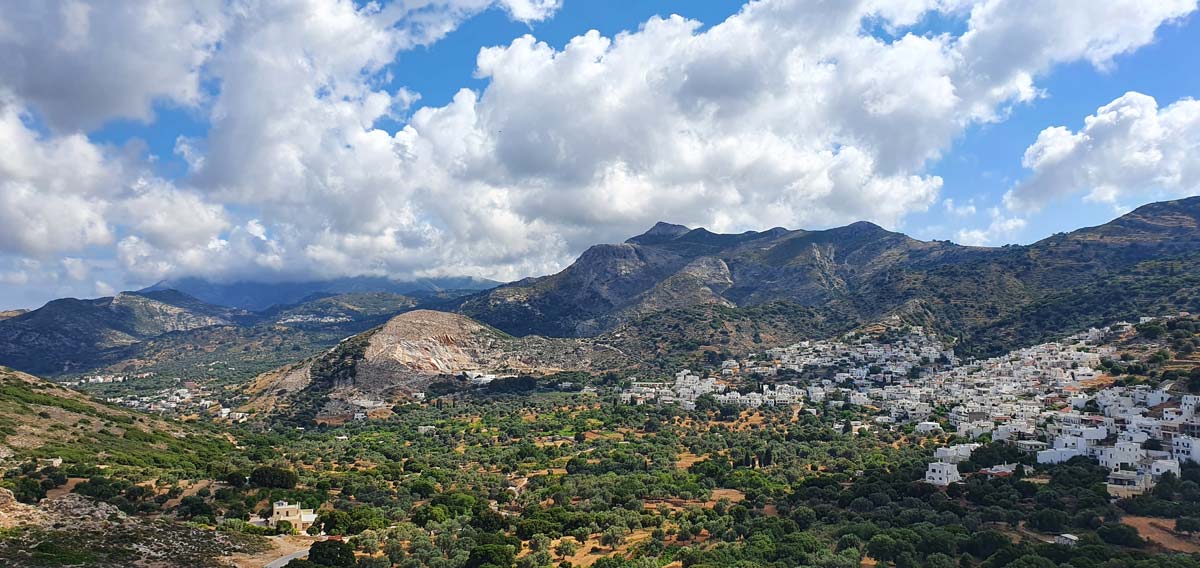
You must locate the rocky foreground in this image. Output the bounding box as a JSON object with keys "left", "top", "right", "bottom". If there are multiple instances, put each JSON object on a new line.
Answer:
{"left": 0, "top": 488, "right": 268, "bottom": 567}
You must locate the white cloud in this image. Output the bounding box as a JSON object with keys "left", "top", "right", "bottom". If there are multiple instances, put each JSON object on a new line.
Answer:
{"left": 0, "top": 0, "right": 226, "bottom": 131}
{"left": 0, "top": 97, "right": 116, "bottom": 255}
{"left": 943, "top": 198, "right": 977, "bottom": 216}
{"left": 1007, "top": 91, "right": 1200, "bottom": 211}
{"left": 93, "top": 280, "right": 115, "bottom": 297}
{"left": 60, "top": 257, "right": 89, "bottom": 281}
{"left": 955, "top": 207, "right": 1027, "bottom": 245}
{"left": 0, "top": 270, "right": 29, "bottom": 286}
{"left": 117, "top": 179, "right": 230, "bottom": 251}
{"left": 0, "top": 0, "right": 1195, "bottom": 305}
{"left": 0, "top": 95, "right": 231, "bottom": 261}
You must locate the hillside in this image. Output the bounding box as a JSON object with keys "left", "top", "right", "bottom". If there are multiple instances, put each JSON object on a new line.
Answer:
{"left": 0, "top": 366, "right": 234, "bottom": 476}
{"left": 460, "top": 196, "right": 1200, "bottom": 357}
{"left": 241, "top": 310, "right": 618, "bottom": 422}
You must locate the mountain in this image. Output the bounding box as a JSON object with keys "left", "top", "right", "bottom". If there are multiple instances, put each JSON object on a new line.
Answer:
{"left": 456, "top": 219, "right": 959, "bottom": 337}
{"left": 241, "top": 309, "right": 616, "bottom": 422}
{"left": 0, "top": 290, "right": 421, "bottom": 379}
{"left": 143, "top": 275, "right": 502, "bottom": 310}
{"left": 0, "top": 310, "right": 27, "bottom": 321}
{"left": 459, "top": 196, "right": 1200, "bottom": 357}
{"left": 0, "top": 290, "right": 245, "bottom": 375}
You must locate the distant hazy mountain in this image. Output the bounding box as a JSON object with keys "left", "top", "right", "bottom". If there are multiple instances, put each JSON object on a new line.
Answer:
{"left": 0, "top": 290, "right": 420, "bottom": 377}
{"left": 459, "top": 196, "right": 1200, "bottom": 357}
{"left": 141, "top": 275, "right": 502, "bottom": 311}
{"left": 0, "top": 290, "right": 246, "bottom": 375}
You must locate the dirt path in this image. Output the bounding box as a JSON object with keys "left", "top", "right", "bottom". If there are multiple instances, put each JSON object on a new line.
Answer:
{"left": 1122, "top": 516, "right": 1200, "bottom": 553}
{"left": 223, "top": 535, "right": 319, "bottom": 568}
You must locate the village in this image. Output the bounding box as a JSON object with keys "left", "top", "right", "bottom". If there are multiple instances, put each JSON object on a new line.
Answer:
{"left": 621, "top": 314, "right": 1200, "bottom": 503}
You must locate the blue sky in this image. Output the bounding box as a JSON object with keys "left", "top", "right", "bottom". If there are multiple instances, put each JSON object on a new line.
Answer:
{"left": 1, "top": 0, "right": 1199, "bottom": 310}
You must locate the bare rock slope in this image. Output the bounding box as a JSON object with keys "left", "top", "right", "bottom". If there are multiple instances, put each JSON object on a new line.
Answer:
{"left": 243, "top": 310, "right": 618, "bottom": 420}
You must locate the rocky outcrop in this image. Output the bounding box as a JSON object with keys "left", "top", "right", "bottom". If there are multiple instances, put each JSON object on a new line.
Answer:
{"left": 241, "top": 310, "right": 622, "bottom": 419}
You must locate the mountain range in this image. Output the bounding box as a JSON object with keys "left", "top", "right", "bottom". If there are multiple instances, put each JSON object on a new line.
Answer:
{"left": 458, "top": 196, "right": 1200, "bottom": 357}
{"left": 142, "top": 275, "right": 500, "bottom": 311}
{"left": 1, "top": 196, "right": 1198, "bottom": 381}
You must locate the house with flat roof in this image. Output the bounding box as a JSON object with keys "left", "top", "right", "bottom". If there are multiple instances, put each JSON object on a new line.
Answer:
{"left": 269, "top": 500, "right": 318, "bottom": 533}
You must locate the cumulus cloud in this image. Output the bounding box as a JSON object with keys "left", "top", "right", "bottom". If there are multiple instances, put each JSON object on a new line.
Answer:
{"left": 0, "top": 95, "right": 231, "bottom": 260}
{"left": 171, "top": 0, "right": 1196, "bottom": 284}
{"left": 0, "top": 0, "right": 226, "bottom": 131}
{"left": 1006, "top": 91, "right": 1200, "bottom": 211}
{"left": 0, "top": 0, "right": 1195, "bottom": 306}
{"left": 0, "top": 97, "right": 117, "bottom": 255}
{"left": 943, "top": 198, "right": 977, "bottom": 217}
{"left": 955, "top": 207, "right": 1027, "bottom": 245}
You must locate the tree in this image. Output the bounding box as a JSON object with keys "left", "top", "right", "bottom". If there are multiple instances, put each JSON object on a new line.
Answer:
{"left": 530, "top": 534, "right": 552, "bottom": 553}
{"left": 866, "top": 534, "right": 900, "bottom": 563}
{"left": 555, "top": 539, "right": 578, "bottom": 559}
{"left": 10, "top": 477, "right": 46, "bottom": 504}
{"left": 250, "top": 466, "right": 298, "bottom": 489}
{"left": 1177, "top": 517, "right": 1200, "bottom": 534}
{"left": 1097, "top": 523, "right": 1144, "bottom": 547}
{"left": 1005, "top": 555, "right": 1057, "bottom": 568}
{"left": 1027, "top": 509, "right": 1069, "bottom": 533}
{"left": 177, "top": 495, "right": 214, "bottom": 519}
{"left": 600, "top": 526, "right": 627, "bottom": 551}
{"left": 466, "top": 544, "right": 516, "bottom": 568}
{"left": 224, "top": 472, "right": 247, "bottom": 487}
{"left": 308, "top": 540, "right": 357, "bottom": 567}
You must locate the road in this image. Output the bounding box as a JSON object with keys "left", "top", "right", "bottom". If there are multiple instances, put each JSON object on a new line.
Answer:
{"left": 263, "top": 547, "right": 310, "bottom": 568}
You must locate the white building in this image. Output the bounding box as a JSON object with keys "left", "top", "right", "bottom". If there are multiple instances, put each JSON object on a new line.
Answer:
{"left": 925, "top": 462, "right": 961, "bottom": 486}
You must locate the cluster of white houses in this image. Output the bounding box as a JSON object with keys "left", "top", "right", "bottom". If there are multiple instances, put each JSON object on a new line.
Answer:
{"left": 60, "top": 371, "right": 155, "bottom": 386}
{"left": 624, "top": 314, "right": 1197, "bottom": 499}
{"left": 620, "top": 370, "right": 807, "bottom": 409}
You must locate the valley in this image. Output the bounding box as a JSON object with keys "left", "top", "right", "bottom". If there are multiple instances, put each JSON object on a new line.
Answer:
{"left": 2, "top": 198, "right": 1200, "bottom": 568}
{"left": 6, "top": 3, "right": 1200, "bottom": 567}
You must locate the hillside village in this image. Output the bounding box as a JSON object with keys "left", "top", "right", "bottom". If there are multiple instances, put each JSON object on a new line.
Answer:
{"left": 622, "top": 314, "right": 1200, "bottom": 499}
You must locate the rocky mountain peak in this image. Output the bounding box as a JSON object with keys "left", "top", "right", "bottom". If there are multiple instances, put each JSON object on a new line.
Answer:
{"left": 626, "top": 221, "right": 692, "bottom": 244}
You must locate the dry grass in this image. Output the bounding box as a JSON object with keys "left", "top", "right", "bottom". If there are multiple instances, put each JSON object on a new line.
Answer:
{"left": 675, "top": 451, "right": 704, "bottom": 469}
{"left": 1122, "top": 516, "right": 1200, "bottom": 553}
{"left": 551, "top": 528, "right": 654, "bottom": 567}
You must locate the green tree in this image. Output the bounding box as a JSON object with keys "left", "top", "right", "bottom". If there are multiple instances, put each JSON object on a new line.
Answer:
{"left": 600, "top": 526, "right": 627, "bottom": 551}
{"left": 555, "top": 539, "right": 578, "bottom": 559}
{"left": 308, "top": 540, "right": 356, "bottom": 567}
{"left": 250, "top": 466, "right": 298, "bottom": 489}
{"left": 1096, "top": 523, "right": 1144, "bottom": 547}
{"left": 466, "top": 544, "right": 516, "bottom": 568}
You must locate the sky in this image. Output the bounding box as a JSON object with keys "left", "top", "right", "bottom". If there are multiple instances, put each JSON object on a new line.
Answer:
{"left": 1, "top": 0, "right": 1199, "bottom": 310}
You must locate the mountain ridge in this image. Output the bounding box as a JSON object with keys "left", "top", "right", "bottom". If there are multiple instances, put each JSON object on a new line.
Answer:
{"left": 458, "top": 196, "right": 1200, "bottom": 357}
